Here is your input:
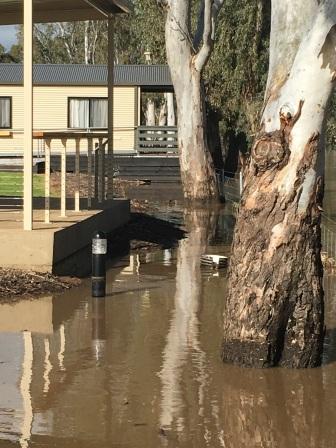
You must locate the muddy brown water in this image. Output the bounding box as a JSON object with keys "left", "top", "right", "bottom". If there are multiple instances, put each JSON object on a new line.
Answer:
{"left": 1, "top": 169, "right": 336, "bottom": 447}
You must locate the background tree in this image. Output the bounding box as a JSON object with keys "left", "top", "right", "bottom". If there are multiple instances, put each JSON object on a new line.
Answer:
{"left": 222, "top": 0, "right": 336, "bottom": 368}
{"left": 204, "top": 0, "right": 270, "bottom": 170}
{"left": 0, "top": 43, "right": 19, "bottom": 62}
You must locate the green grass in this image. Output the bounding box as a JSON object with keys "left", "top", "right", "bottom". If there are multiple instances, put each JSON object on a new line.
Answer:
{"left": 0, "top": 172, "right": 46, "bottom": 197}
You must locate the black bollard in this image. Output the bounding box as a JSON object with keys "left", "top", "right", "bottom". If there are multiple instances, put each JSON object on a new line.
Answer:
{"left": 92, "top": 230, "right": 107, "bottom": 297}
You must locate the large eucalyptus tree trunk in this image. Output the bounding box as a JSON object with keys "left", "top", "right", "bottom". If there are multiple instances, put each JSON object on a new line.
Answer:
{"left": 159, "top": 0, "right": 224, "bottom": 201}
{"left": 222, "top": 1, "right": 336, "bottom": 368}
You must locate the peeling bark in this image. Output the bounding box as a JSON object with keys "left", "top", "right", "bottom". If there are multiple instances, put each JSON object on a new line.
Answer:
{"left": 223, "top": 0, "right": 336, "bottom": 368}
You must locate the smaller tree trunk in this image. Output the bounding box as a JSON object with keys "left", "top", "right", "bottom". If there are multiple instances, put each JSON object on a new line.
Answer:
{"left": 161, "top": 0, "right": 223, "bottom": 202}
{"left": 172, "top": 65, "right": 218, "bottom": 201}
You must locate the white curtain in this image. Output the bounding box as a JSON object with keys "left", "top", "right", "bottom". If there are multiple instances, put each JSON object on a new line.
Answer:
{"left": 90, "top": 99, "right": 108, "bottom": 128}
{"left": 69, "top": 99, "right": 89, "bottom": 128}
{"left": 0, "top": 98, "right": 10, "bottom": 128}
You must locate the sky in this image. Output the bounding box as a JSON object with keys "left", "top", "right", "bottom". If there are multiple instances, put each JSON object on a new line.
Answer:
{"left": 0, "top": 25, "right": 17, "bottom": 50}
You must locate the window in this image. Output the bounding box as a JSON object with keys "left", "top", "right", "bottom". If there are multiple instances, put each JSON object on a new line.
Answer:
{"left": 68, "top": 98, "right": 108, "bottom": 129}
{"left": 0, "top": 97, "right": 11, "bottom": 129}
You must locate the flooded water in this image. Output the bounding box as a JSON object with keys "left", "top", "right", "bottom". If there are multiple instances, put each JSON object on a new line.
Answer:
{"left": 1, "top": 203, "right": 336, "bottom": 447}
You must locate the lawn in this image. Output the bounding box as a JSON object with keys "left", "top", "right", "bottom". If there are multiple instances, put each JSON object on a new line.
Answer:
{"left": 0, "top": 172, "right": 46, "bottom": 197}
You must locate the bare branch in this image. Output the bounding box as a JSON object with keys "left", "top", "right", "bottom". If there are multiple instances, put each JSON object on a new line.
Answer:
{"left": 194, "top": 0, "right": 223, "bottom": 72}
{"left": 57, "top": 22, "right": 74, "bottom": 63}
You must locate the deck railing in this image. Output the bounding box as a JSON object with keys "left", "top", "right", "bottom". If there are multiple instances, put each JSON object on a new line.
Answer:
{"left": 39, "top": 131, "right": 110, "bottom": 224}
{"left": 136, "top": 126, "right": 178, "bottom": 154}
{"left": 0, "top": 131, "right": 112, "bottom": 224}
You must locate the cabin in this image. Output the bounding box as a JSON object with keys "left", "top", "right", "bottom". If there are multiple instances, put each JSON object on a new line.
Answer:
{"left": 0, "top": 63, "right": 175, "bottom": 156}
{"left": 0, "top": 0, "right": 136, "bottom": 271}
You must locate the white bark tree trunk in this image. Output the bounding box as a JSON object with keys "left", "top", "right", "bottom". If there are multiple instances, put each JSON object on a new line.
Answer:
{"left": 159, "top": 0, "right": 224, "bottom": 201}
{"left": 165, "top": 92, "right": 175, "bottom": 126}
{"left": 84, "top": 21, "right": 89, "bottom": 65}
{"left": 145, "top": 99, "right": 156, "bottom": 127}
{"left": 158, "top": 99, "right": 167, "bottom": 126}
{"left": 222, "top": 1, "right": 336, "bottom": 368}
{"left": 57, "top": 23, "right": 74, "bottom": 63}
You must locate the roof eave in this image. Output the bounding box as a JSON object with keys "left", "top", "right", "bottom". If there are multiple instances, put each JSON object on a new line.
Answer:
{"left": 113, "top": 0, "right": 133, "bottom": 13}
{"left": 84, "top": 0, "right": 133, "bottom": 15}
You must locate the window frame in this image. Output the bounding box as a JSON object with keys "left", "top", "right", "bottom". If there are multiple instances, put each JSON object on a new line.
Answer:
{"left": 0, "top": 96, "right": 12, "bottom": 129}
{"left": 67, "top": 97, "right": 108, "bottom": 130}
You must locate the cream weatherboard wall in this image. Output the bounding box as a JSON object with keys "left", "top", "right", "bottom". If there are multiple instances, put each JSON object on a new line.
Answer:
{"left": 0, "top": 85, "right": 137, "bottom": 153}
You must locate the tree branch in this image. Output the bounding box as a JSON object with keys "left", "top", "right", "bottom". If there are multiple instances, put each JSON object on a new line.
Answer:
{"left": 194, "top": 0, "right": 223, "bottom": 72}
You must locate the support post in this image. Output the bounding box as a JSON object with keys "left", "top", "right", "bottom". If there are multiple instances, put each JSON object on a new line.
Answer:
{"left": 23, "top": 0, "right": 33, "bottom": 230}
{"left": 98, "top": 137, "right": 104, "bottom": 203}
{"left": 88, "top": 137, "right": 93, "bottom": 209}
{"left": 44, "top": 139, "right": 51, "bottom": 224}
{"left": 107, "top": 14, "right": 114, "bottom": 199}
{"left": 61, "top": 139, "right": 67, "bottom": 217}
{"left": 75, "top": 138, "right": 80, "bottom": 212}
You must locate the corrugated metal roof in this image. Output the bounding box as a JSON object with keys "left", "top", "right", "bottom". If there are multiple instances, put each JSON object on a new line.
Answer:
{"left": 0, "top": 64, "right": 172, "bottom": 87}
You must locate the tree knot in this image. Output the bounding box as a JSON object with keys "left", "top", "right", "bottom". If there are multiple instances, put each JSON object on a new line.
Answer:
{"left": 252, "top": 131, "right": 290, "bottom": 172}
{"left": 252, "top": 101, "right": 304, "bottom": 174}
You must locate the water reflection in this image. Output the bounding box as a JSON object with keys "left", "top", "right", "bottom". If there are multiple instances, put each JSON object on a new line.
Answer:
{"left": 43, "top": 337, "right": 52, "bottom": 395}
{"left": 19, "top": 331, "right": 33, "bottom": 448}
{"left": 92, "top": 297, "right": 106, "bottom": 363}
{"left": 0, "top": 206, "right": 336, "bottom": 447}
{"left": 217, "top": 366, "right": 325, "bottom": 448}
{"left": 160, "top": 208, "right": 216, "bottom": 435}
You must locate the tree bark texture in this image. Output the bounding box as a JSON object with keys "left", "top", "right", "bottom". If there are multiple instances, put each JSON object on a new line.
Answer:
{"left": 222, "top": 1, "right": 336, "bottom": 368}
{"left": 161, "top": 0, "right": 223, "bottom": 201}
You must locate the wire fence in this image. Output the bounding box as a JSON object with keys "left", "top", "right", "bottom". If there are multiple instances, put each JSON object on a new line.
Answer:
{"left": 219, "top": 171, "right": 336, "bottom": 265}
{"left": 322, "top": 215, "right": 336, "bottom": 267}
